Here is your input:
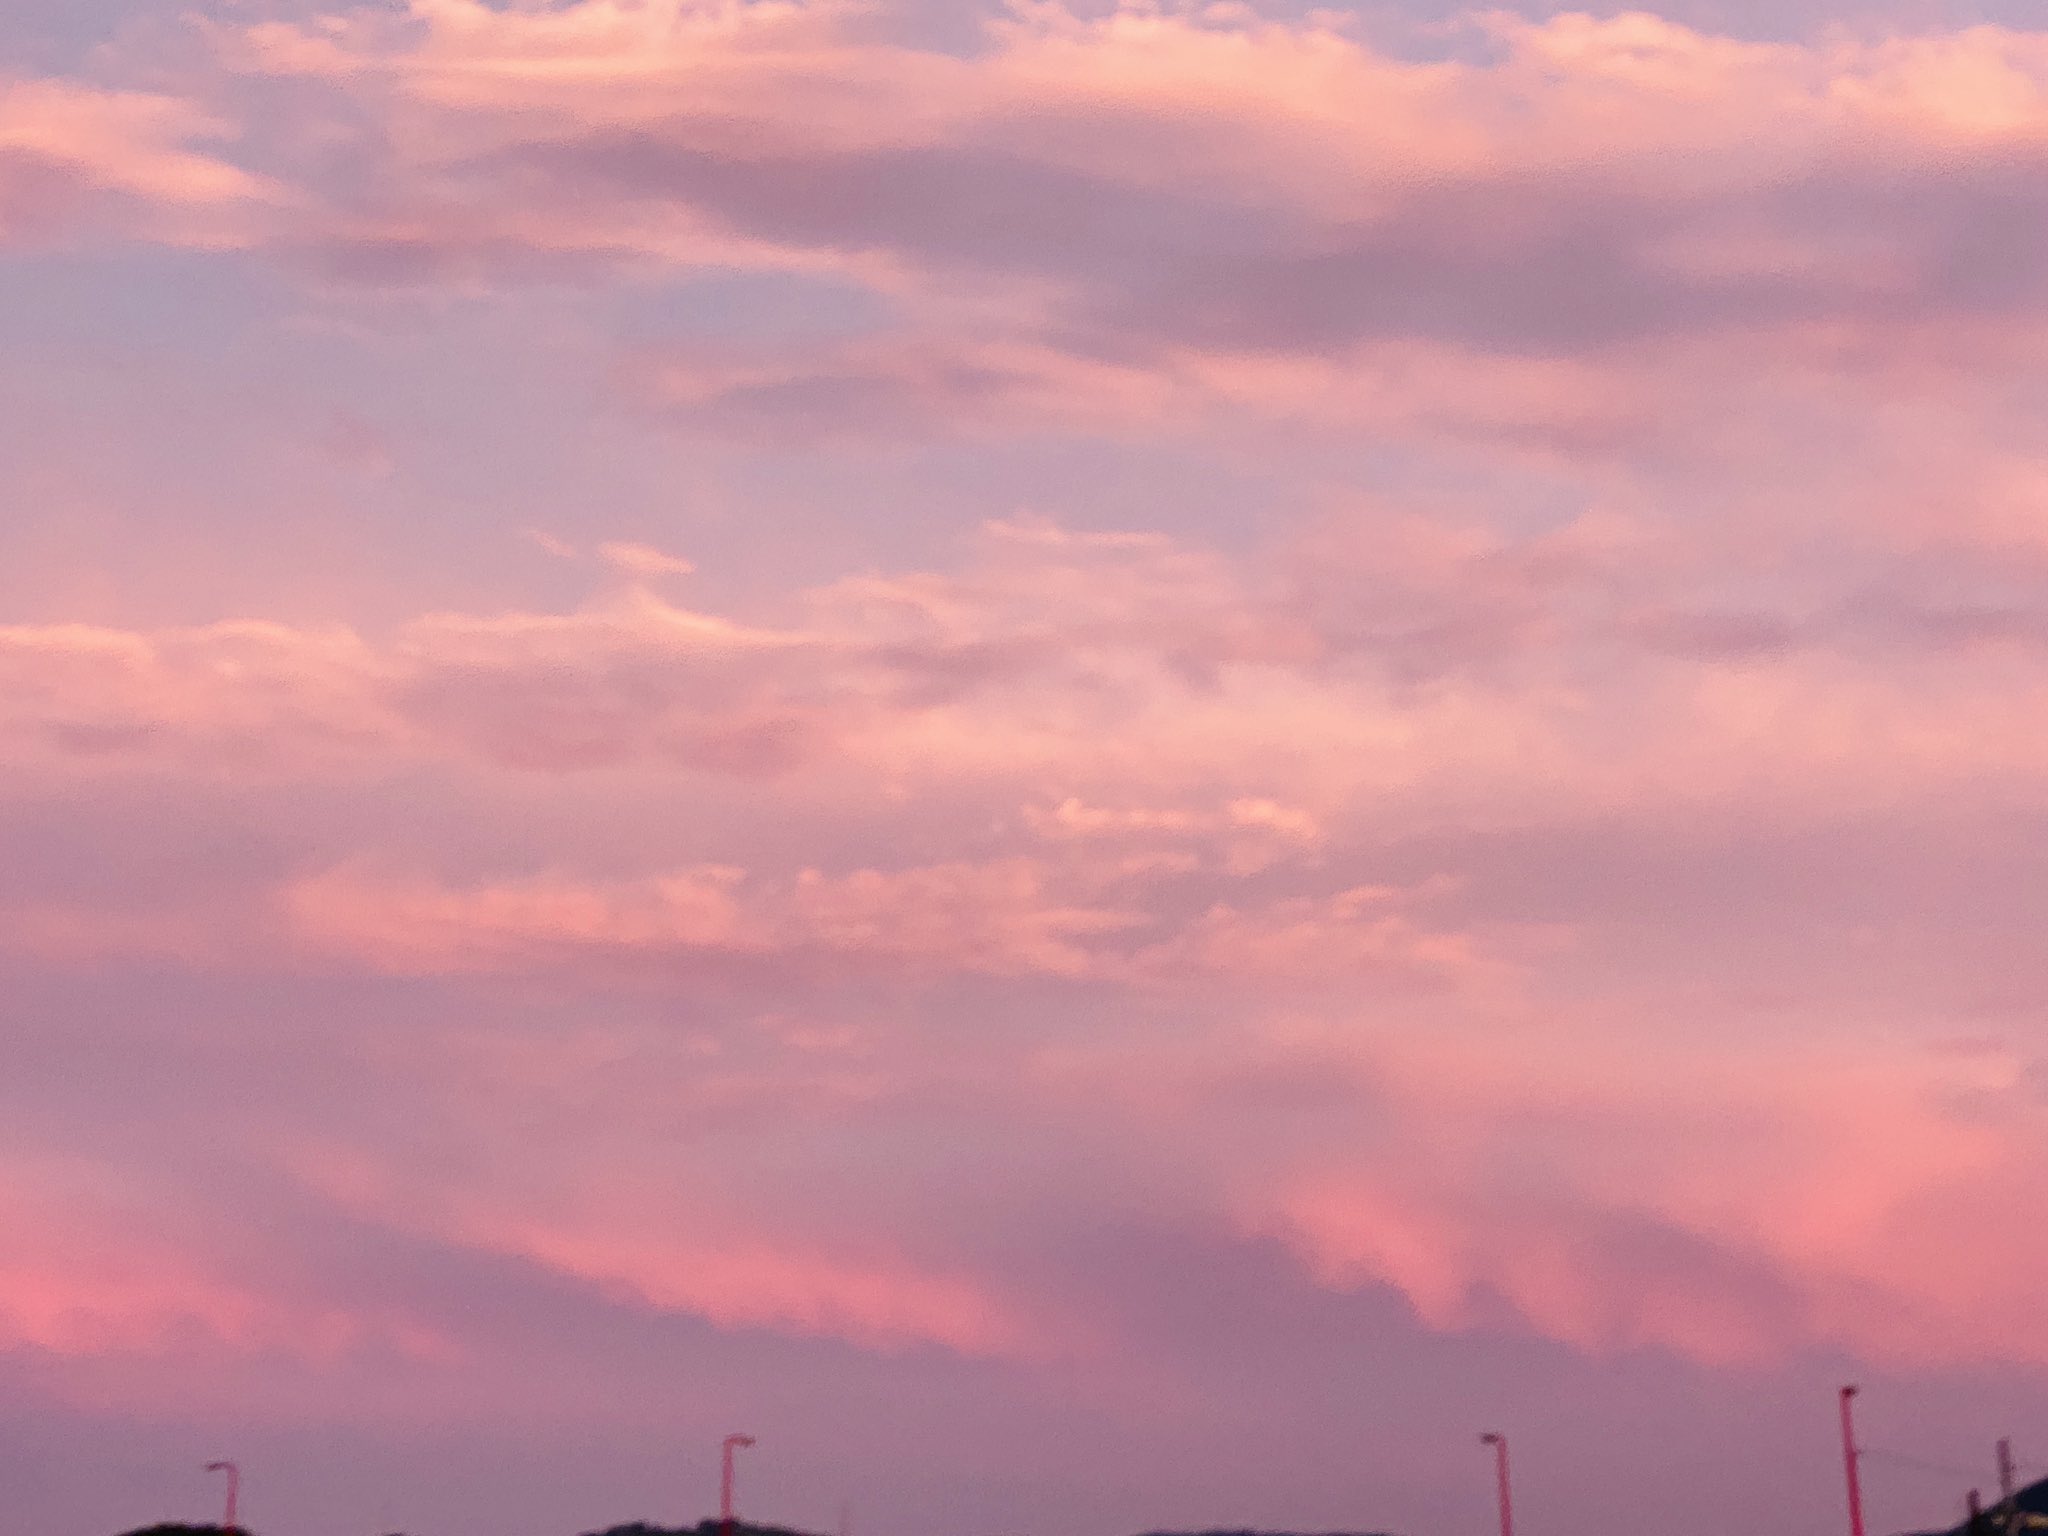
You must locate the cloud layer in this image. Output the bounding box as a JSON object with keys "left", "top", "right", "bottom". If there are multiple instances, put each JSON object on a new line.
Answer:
{"left": 11, "top": 4, "right": 2048, "bottom": 1535}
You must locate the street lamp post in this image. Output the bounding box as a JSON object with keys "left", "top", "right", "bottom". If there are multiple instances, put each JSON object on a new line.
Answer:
{"left": 1480, "top": 1434, "right": 1513, "bottom": 1536}
{"left": 721, "top": 1433, "right": 757, "bottom": 1536}
{"left": 1841, "top": 1387, "right": 1867, "bottom": 1536}
{"left": 205, "top": 1460, "right": 240, "bottom": 1533}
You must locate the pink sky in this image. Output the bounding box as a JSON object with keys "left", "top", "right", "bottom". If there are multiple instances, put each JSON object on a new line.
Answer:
{"left": 8, "top": 1, "right": 2048, "bottom": 1533}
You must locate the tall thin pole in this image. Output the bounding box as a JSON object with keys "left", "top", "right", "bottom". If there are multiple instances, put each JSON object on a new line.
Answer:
{"left": 1999, "top": 1440, "right": 2017, "bottom": 1504}
{"left": 721, "top": 1433, "right": 757, "bottom": 1536}
{"left": 1481, "top": 1433, "right": 1513, "bottom": 1536}
{"left": 1840, "top": 1387, "right": 1867, "bottom": 1536}
{"left": 205, "top": 1461, "right": 239, "bottom": 1533}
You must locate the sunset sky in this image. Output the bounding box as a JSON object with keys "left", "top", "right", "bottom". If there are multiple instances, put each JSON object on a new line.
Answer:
{"left": 8, "top": 1, "right": 2048, "bottom": 1533}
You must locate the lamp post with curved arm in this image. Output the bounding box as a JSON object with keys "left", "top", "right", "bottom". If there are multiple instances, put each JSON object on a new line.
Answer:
{"left": 1480, "top": 1434, "right": 1512, "bottom": 1536}
{"left": 204, "top": 1461, "right": 239, "bottom": 1533}
{"left": 721, "top": 1434, "right": 757, "bottom": 1536}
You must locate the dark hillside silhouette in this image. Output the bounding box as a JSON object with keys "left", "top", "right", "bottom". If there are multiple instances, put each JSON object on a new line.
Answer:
{"left": 114, "top": 1518, "right": 1400, "bottom": 1536}
{"left": 579, "top": 1525, "right": 1400, "bottom": 1536}
{"left": 1909, "top": 1474, "right": 2048, "bottom": 1536}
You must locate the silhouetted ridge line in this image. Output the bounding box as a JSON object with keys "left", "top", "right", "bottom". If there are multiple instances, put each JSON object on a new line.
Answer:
{"left": 1899, "top": 1472, "right": 2048, "bottom": 1536}
{"left": 581, "top": 1521, "right": 830, "bottom": 1536}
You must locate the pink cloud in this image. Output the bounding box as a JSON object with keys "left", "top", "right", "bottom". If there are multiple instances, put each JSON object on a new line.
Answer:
{"left": 285, "top": 858, "right": 1139, "bottom": 982}
{"left": 418, "top": 1220, "right": 1037, "bottom": 1359}
{"left": 12, "top": 512, "right": 2048, "bottom": 828}
{"left": 14, "top": 0, "right": 2048, "bottom": 1408}
{"left": 14, "top": 1, "right": 2048, "bottom": 456}
{"left": 282, "top": 857, "right": 1493, "bottom": 992}
{"left": 268, "top": 1080, "right": 1053, "bottom": 1360}
{"left": 598, "top": 540, "right": 696, "bottom": 580}
{"left": 0, "top": 77, "right": 271, "bottom": 245}
{"left": 0, "top": 1167, "right": 447, "bottom": 1364}
{"left": 1128, "top": 887, "right": 1489, "bottom": 989}
{"left": 1223, "top": 1021, "right": 2048, "bottom": 1370}
{"left": 0, "top": 618, "right": 388, "bottom": 771}
{"left": 619, "top": 331, "right": 1192, "bottom": 442}
{"left": 178, "top": 3, "right": 2048, "bottom": 405}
